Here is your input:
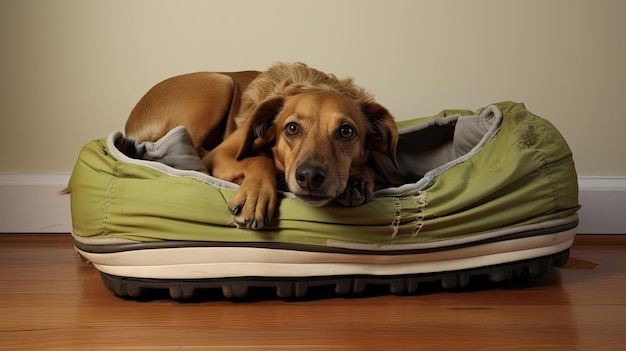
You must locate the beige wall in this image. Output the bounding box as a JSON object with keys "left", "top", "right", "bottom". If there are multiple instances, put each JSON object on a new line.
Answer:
{"left": 1, "top": 0, "right": 624, "bottom": 176}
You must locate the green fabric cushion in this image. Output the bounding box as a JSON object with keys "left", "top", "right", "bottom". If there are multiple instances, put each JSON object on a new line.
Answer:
{"left": 69, "top": 101, "right": 579, "bottom": 245}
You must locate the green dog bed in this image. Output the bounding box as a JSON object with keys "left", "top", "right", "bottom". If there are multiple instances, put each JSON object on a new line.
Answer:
{"left": 69, "top": 101, "right": 579, "bottom": 299}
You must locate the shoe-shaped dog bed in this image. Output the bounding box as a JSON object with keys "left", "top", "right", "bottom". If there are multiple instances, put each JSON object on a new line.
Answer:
{"left": 69, "top": 101, "right": 579, "bottom": 299}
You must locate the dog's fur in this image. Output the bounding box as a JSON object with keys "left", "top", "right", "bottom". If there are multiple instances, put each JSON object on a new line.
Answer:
{"left": 125, "top": 62, "right": 398, "bottom": 229}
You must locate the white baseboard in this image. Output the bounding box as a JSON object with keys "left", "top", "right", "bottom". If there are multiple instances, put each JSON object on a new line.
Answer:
{"left": 0, "top": 174, "right": 72, "bottom": 233}
{"left": 0, "top": 174, "right": 624, "bottom": 234}
{"left": 577, "top": 177, "right": 626, "bottom": 234}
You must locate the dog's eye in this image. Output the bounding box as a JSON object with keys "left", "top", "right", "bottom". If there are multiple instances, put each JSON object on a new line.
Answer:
{"left": 337, "top": 124, "right": 356, "bottom": 140}
{"left": 285, "top": 122, "right": 299, "bottom": 136}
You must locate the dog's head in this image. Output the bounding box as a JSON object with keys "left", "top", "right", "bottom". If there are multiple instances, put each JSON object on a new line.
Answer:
{"left": 237, "top": 90, "right": 398, "bottom": 206}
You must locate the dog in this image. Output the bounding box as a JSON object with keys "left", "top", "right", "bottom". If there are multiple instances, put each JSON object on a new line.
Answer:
{"left": 125, "top": 62, "right": 398, "bottom": 229}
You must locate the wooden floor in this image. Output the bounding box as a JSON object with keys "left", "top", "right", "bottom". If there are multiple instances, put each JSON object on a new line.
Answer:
{"left": 1, "top": 234, "right": 625, "bottom": 350}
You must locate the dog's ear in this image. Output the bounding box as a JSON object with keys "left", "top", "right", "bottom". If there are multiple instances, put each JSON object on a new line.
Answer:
{"left": 362, "top": 102, "right": 399, "bottom": 168}
{"left": 236, "top": 97, "right": 284, "bottom": 160}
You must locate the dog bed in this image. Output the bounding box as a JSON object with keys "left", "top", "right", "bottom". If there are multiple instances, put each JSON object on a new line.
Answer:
{"left": 69, "top": 101, "right": 579, "bottom": 299}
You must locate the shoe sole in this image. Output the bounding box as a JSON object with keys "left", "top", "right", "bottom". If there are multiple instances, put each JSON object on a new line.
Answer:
{"left": 75, "top": 220, "right": 576, "bottom": 300}
{"left": 97, "top": 248, "right": 570, "bottom": 299}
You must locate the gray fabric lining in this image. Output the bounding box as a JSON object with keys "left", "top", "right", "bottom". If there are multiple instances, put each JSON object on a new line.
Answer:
{"left": 107, "top": 128, "right": 240, "bottom": 191}
{"left": 375, "top": 105, "right": 502, "bottom": 196}
{"left": 113, "top": 126, "right": 209, "bottom": 174}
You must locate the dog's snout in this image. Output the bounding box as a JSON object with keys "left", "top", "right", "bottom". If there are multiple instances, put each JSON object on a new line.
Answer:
{"left": 296, "top": 165, "right": 326, "bottom": 190}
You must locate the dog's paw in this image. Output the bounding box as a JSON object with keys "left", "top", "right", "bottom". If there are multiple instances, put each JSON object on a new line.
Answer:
{"left": 228, "top": 178, "right": 277, "bottom": 230}
{"left": 336, "top": 177, "right": 374, "bottom": 207}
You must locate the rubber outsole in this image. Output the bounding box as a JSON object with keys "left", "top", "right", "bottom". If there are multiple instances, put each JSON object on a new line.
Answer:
{"left": 98, "top": 248, "right": 570, "bottom": 300}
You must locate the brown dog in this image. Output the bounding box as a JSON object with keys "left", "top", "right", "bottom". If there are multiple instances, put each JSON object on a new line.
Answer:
{"left": 125, "top": 62, "right": 398, "bottom": 229}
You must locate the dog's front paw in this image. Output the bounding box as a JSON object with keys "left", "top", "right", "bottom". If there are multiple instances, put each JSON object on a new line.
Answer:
{"left": 228, "top": 177, "right": 277, "bottom": 230}
{"left": 336, "top": 177, "right": 374, "bottom": 207}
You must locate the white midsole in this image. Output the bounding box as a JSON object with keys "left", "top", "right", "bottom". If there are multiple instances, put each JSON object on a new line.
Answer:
{"left": 75, "top": 228, "right": 576, "bottom": 279}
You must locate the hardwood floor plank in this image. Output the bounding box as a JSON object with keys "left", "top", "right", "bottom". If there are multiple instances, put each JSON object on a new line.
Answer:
{"left": 1, "top": 234, "right": 625, "bottom": 350}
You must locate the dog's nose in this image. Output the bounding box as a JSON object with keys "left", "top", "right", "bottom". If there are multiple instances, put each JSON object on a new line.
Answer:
{"left": 296, "top": 165, "right": 326, "bottom": 190}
